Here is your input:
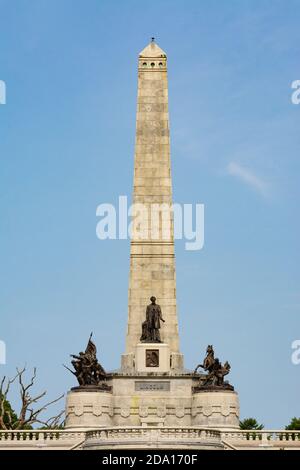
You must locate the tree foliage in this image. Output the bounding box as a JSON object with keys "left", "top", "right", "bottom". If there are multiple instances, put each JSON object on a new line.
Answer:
{"left": 239, "top": 417, "right": 264, "bottom": 430}
{"left": 0, "top": 394, "right": 18, "bottom": 429}
{"left": 285, "top": 417, "right": 300, "bottom": 430}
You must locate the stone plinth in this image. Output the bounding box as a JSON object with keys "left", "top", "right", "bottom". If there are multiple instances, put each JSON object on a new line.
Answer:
{"left": 104, "top": 373, "right": 198, "bottom": 427}
{"left": 121, "top": 349, "right": 184, "bottom": 374}
{"left": 191, "top": 389, "right": 240, "bottom": 429}
{"left": 65, "top": 389, "right": 113, "bottom": 430}
{"left": 135, "top": 343, "right": 170, "bottom": 373}
{"left": 65, "top": 375, "right": 240, "bottom": 432}
{"left": 170, "top": 352, "right": 184, "bottom": 371}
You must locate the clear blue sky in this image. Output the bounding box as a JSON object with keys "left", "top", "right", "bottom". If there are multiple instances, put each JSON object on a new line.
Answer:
{"left": 0, "top": 0, "right": 299, "bottom": 428}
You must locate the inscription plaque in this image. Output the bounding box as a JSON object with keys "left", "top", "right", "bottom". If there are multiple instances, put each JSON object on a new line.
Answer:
{"left": 135, "top": 381, "right": 170, "bottom": 391}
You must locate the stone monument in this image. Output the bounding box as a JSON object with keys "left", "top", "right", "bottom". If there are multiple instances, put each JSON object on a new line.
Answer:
{"left": 65, "top": 40, "right": 240, "bottom": 447}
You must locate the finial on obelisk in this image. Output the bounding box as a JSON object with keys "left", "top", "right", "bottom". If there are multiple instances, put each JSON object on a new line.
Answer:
{"left": 151, "top": 37, "right": 155, "bottom": 43}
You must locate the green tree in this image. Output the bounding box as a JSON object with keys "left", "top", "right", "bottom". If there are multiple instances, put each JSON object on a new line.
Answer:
{"left": 239, "top": 418, "right": 264, "bottom": 430}
{"left": 0, "top": 394, "right": 18, "bottom": 429}
{"left": 285, "top": 417, "right": 300, "bottom": 430}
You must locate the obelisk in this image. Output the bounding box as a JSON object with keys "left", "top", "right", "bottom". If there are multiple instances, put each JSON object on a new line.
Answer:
{"left": 65, "top": 41, "right": 240, "bottom": 434}
{"left": 122, "top": 40, "right": 183, "bottom": 371}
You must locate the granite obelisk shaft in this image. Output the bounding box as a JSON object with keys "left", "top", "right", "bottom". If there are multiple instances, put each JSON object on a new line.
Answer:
{"left": 124, "top": 41, "right": 181, "bottom": 362}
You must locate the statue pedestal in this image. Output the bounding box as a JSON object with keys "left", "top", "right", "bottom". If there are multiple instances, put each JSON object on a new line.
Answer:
{"left": 135, "top": 343, "right": 170, "bottom": 373}
{"left": 121, "top": 350, "right": 184, "bottom": 373}
{"left": 192, "top": 389, "right": 240, "bottom": 429}
{"left": 65, "top": 388, "right": 113, "bottom": 430}
{"left": 65, "top": 374, "right": 240, "bottom": 432}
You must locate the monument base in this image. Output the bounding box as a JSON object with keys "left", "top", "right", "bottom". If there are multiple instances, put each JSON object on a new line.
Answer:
{"left": 65, "top": 371, "right": 240, "bottom": 431}
{"left": 65, "top": 347, "right": 239, "bottom": 435}
{"left": 192, "top": 389, "right": 240, "bottom": 429}
{"left": 65, "top": 389, "right": 113, "bottom": 430}
{"left": 65, "top": 372, "right": 201, "bottom": 429}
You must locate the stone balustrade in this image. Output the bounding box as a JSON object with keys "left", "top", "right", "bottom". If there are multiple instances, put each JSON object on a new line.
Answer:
{"left": 0, "top": 430, "right": 85, "bottom": 450}
{"left": 0, "top": 428, "right": 299, "bottom": 450}
{"left": 221, "top": 430, "right": 300, "bottom": 449}
{"left": 84, "top": 426, "right": 223, "bottom": 450}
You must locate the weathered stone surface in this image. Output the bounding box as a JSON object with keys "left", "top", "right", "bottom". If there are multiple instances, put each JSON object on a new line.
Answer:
{"left": 125, "top": 41, "right": 180, "bottom": 362}
{"left": 191, "top": 390, "right": 240, "bottom": 429}
{"left": 65, "top": 390, "right": 113, "bottom": 429}
{"left": 66, "top": 373, "right": 239, "bottom": 431}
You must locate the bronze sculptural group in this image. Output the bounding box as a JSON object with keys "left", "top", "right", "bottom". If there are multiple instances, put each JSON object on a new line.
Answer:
{"left": 64, "top": 334, "right": 233, "bottom": 392}
{"left": 140, "top": 296, "right": 165, "bottom": 343}
{"left": 64, "top": 333, "right": 110, "bottom": 390}
{"left": 194, "top": 344, "right": 233, "bottom": 390}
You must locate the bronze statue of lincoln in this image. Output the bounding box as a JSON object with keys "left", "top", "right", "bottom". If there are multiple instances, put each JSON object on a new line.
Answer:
{"left": 140, "top": 296, "right": 165, "bottom": 343}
